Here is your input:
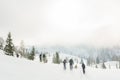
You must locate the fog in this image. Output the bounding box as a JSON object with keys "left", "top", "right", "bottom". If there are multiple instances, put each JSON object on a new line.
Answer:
{"left": 0, "top": 0, "right": 120, "bottom": 47}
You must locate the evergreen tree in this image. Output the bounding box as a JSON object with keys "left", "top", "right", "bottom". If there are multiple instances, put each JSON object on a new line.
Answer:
{"left": 28, "top": 46, "right": 35, "bottom": 60}
{"left": 87, "top": 57, "right": 92, "bottom": 66}
{"left": 102, "top": 62, "right": 106, "bottom": 69}
{"left": 4, "top": 32, "right": 14, "bottom": 56}
{"left": 96, "top": 57, "right": 100, "bottom": 64}
{"left": 53, "top": 52, "right": 60, "bottom": 64}
{"left": 56, "top": 52, "right": 60, "bottom": 64}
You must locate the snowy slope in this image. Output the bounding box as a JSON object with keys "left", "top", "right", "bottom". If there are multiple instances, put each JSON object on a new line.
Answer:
{"left": 94, "top": 61, "right": 120, "bottom": 69}
{"left": 0, "top": 50, "right": 120, "bottom": 80}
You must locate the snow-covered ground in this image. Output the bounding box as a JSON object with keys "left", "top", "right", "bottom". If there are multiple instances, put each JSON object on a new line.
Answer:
{"left": 0, "top": 50, "right": 120, "bottom": 80}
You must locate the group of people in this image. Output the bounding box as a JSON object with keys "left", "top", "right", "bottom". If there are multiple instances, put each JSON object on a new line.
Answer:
{"left": 63, "top": 59, "right": 86, "bottom": 74}
{"left": 39, "top": 53, "right": 85, "bottom": 74}
{"left": 39, "top": 53, "right": 47, "bottom": 63}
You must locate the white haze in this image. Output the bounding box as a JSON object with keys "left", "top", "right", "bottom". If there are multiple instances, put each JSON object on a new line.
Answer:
{"left": 0, "top": 0, "right": 120, "bottom": 47}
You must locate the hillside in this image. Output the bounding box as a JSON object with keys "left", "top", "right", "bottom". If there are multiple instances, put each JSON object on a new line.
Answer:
{"left": 0, "top": 50, "right": 120, "bottom": 80}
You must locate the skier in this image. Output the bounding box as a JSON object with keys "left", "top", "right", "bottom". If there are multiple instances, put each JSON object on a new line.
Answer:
{"left": 39, "top": 53, "right": 42, "bottom": 62}
{"left": 82, "top": 62, "right": 86, "bottom": 74}
{"left": 69, "top": 59, "right": 74, "bottom": 70}
{"left": 16, "top": 53, "right": 19, "bottom": 58}
{"left": 43, "top": 54, "right": 46, "bottom": 63}
{"left": 63, "top": 59, "right": 67, "bottom": 70}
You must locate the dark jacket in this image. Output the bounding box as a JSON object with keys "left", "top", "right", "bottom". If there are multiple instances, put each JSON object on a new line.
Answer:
{"left": 63, "top": 59, "right": 67, "bottom": 64}
{"left": 69, "top": 59, "right": 74, "bottom": 65}
{"left": 82, "top": 63, "right": 85, "bottom": 69}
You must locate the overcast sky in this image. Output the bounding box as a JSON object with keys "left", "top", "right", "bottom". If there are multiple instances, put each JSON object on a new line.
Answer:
{"left": 0, "top": 0, "right": 120, "bottom": 47}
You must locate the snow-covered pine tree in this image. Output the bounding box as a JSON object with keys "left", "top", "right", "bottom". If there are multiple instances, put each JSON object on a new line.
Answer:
{"left": 96, "top": 56, "right": 100, "bottom": 64}
{"left": 87, "top": 57, "right": 93, "bottom": 66}
{"left": 102, "top": 62, "right": 106, "bottom": 69}
{"left": 56, "top": 52, "right": 60, "bottom": 64}
{"left": 53, "top": 52, "right": 60, "bottom": 64}
{"left": 28, "top": 46, "right": 35, "bottom": 60}
{"left": 4, "top": 32, "right": 14, "bottom": 56}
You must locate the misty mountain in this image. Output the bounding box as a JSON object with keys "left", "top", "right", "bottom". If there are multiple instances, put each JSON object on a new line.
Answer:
{"left": 34, "top": 45, "right": 120, "bottom": 60}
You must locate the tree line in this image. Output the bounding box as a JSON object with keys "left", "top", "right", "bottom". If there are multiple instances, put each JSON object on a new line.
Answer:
{"left": 0, "top": 32, "right": 35, "bottom": 60}
{"left": 0, "top": 32, "right": 62, "bottom": 63}
{"left": 0, "top": 32, "right": 120, "bottom": 69}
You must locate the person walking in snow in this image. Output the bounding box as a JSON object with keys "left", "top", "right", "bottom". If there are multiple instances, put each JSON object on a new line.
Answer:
{"left": 39, "top": 53, "right": 42, "bottom": 62}
{"left": 63, "top": 59, "right": 67, "bottom": 70}
{"left": 43, "top": 54, "right": 46, "bottom": 63}
{"left": 16, "top": 53, "right": 19, "bottom": 58}
{"left": 69, "top": 59, "right": 74, "bottom": 70}
{"left": 82, "top": 62, "right": 86, "bottom": 74}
